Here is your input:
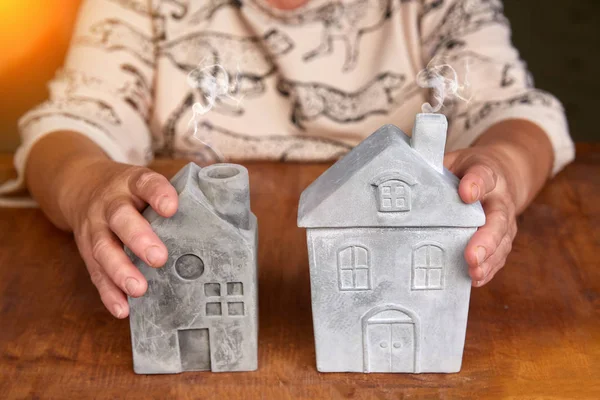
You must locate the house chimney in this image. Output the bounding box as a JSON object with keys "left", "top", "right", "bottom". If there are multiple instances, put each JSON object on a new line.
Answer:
{"left": 198, "top": 164, "right": 251, "bottom": 230}
{"left": 411, "top": 113, "right": 448, "bottom": 173}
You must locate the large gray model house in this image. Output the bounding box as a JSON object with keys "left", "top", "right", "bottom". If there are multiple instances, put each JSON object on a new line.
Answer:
{"left": 298, "top": 114, "right": 485, "bottom": 373}
{"left": 127, "top": 163, "right": 258, "bottom": 374}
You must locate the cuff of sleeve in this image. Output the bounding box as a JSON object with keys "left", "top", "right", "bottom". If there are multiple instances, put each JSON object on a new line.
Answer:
{"left": 450, "top": 105, "right": 575, "bottom": 176}
{"left": 0, "top": 115, "right": 131, "bottom": 207}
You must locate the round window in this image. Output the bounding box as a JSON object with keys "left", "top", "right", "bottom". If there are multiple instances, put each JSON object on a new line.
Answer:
{"left": 174, "top": 254, "right": 205, "bottom": 280}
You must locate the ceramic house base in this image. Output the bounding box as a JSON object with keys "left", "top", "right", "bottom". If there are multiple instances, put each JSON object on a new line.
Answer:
{"left": 127, "top": 163, "right": 258, "bottom": 374}
{"left": 298, "top": 114, "right": 485, "bottom": 373}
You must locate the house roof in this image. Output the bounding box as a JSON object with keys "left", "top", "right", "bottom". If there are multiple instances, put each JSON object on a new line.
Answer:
{"left": 297, "top": 124, "right": 485, "bottom": 228}
{"left": 142, "top": 162, "right": 255, "bottom": 241}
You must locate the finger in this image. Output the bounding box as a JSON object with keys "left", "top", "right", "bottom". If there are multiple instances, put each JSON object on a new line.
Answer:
{"left": 473, "top": 253, "right": 509, "bottom": 287}
{"left": 129, "top": 169, "right": 178, "bottom": 217}
{"left": 89, "top": 227, "right": 148, "bottom": 298}
{"left": 106, "top": 199, "right": 168, "bottom": 268}
{"left": 75, "top": 233, "right": 130, "bottom": 318}
{"left": 465, "top": 199, "right": 511, "bottom": 269}
{"left": 443, "top": 150, "right": 461, "bottom": 170}
{"left": 471, "top": 233, "right": 512, "bottom": 286}
{"left": 459, "top": 163, "right": 497, "bottom": 203}
{"left": 450, "top": 154, "right": 498, "bottom": 203}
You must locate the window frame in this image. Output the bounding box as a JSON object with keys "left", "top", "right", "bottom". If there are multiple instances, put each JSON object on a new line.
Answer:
{"left": 371, "top": 172, "right": 416, "bottom": 214}
{"left": 377, "top": 179, "right": 411, "bottom": 212}
{"left": 411, "top": 242, "right": 444, "bottom": 290}
{"left": 204, "top": 281, "right": 246, "bottom": 317}
{"left": 337, "top": 245, "right": 371, "bottom": 291}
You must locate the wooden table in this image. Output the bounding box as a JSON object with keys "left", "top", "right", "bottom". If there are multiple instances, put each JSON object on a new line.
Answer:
{"left": 1, "top": 146, "right": 599, "bottom": 399}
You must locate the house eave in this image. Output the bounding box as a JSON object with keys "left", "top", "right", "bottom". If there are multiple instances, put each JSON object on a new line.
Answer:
{"left": 299, "top": 223, "right": 485, "bottom": 229}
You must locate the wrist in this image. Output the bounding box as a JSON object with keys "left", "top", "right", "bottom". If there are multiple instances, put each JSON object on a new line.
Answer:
{"left": 26, "top": 131, "right": 112, "bottom": 230}
{"left": 473, "top": 119, "right": 554, "bottom": 213}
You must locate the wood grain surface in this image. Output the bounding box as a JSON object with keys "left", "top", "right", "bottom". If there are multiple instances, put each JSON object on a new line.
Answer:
{"left": 0, "top": 146, "right": 599, "bottom": 399}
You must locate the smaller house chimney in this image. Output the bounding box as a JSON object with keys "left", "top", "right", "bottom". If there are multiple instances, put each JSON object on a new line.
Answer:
{"left": 411, "top": 113, "right": 448, "bottom": 173}
{"left": 198, "top": 164, "right": 251, "bottom": 230}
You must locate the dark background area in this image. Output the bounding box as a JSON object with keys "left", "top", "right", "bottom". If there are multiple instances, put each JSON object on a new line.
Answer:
{"left": 0, "top": 0, "right": 598, "bottom": 153}
{"left": 503, "top": 0, "right": 599, "bottom": 143}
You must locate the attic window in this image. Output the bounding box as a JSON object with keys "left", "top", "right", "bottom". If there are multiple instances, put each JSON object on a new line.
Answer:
{"left": 377, "top": 180, "right": 411, "bottom": 212}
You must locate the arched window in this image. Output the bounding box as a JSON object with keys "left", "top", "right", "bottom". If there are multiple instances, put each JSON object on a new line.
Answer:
{"left": 412, "top": 243, "right": 444, "bottom": 290}
{"left": 377, "top": 180, "right": 411, "bottom": 212}
{"left": 337, "top": 246, "right": 371, "bottom": 291}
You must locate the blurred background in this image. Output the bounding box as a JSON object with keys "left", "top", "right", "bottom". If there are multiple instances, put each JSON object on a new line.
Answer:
{"left": 0, "top": 0, "right": 598, "bottom": 153}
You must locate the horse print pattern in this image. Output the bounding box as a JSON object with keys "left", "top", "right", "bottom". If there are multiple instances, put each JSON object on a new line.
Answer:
{"left": 249, "top": 0, "right": 395, "bottom": 72}
{"left": 19, "top": 112, "right": 117, "bottom": 142}
{"left": 456, "top": 90, "right": 562, "bottom": 131}
{"left": 108, "top": 0, "right": 242, "bottom": 27}
{"left": 277, "top": 72, "right": 408, "bottom": 129}
{"left": 20, "top": 97, "right": 121, "bottom": 128}
{"left": 183, "top": 121, "right": 353, "bottom": 162}
{"left": 119, "top": 64, "right": 153, "bottom": 122}
{"left": 420, "top": 0, "right": 445, "bottom": 16}
{"left": 423, "top": 0, "right": 508, "bottom": 53}
{"left": 77, "top": 19, "right": 157, "bottom": 67}
{"left": 188, "top": 0, "right": 242, "bottom": 23}
{"left": 108, "top": 0, "right": 188, "bottom": 19}
{"left": 22, "top": 69, "right": 123, "bottom": 127}
{"left": 78, "top": 18, "right": 294, "bottom": 112}
{"left": 22, "top": 67, "right": 156, "bottom": 137}
{"left": 15, "top": 0, "right": 568, "bottom": 174}
{"left": 160, "top": 29, "right": 294, "bottom": 86}
{"left": 161, "top": 28, "right": 294, "bottom": 116}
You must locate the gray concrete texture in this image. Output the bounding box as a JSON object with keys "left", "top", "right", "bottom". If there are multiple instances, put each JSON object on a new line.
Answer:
{"left": 298, "top": 114, "right": 485, "bottom": 373}
{"left": 127, "top": 163, "right": 258, "bottom": 374}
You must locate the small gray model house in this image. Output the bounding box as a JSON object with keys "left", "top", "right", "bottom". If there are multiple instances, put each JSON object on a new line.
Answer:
{"left": 298, "top": 114, "right": 485, "bottom": 373}
{"left": 127, "top": 163, "right": 258, "bottom": 374}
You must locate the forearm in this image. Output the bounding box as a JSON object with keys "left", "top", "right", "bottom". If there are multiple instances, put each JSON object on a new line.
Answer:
{"left": 472, "top": 119, "right": 554, "bottom": 214}
{"left": 25, "top": 131, "right": 110, "bottom": 231}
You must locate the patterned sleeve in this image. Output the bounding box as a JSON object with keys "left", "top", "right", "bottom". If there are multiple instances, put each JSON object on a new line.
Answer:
{"left": 3, "top": 0, "right": 159, "bottom": 199}
{"left": 419, "top": 0, "right": 575, "bottom": 175}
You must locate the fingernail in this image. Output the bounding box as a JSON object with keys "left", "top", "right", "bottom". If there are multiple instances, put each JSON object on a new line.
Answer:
{"left": 146, "top": 246, "right": 163, "bottom": 266}
{"left": 471, "top": 184, "right": 480, "bottom": 202}
{"left": 475, "top": 280, "right": 483, "bottom": 287}
{"left": 125, "top": 278, "right": 139, "bottom": 296}
{"left": 158, "top": 197, "right": 170, "bottom": 214}
{"left": 114, "top": 304, "right": 124, "bottom": 318}
{"left": 476, "top": 246, "right": 487, "bottom": 265}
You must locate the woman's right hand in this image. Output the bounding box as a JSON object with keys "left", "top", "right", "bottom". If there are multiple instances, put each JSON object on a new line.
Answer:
{"left": 60, "top": 158, "right": 179, "bottom": 318}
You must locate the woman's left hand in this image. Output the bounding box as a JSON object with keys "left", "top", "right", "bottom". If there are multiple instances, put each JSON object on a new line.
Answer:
{"left": 444, "top": 146, "right": 519, "bottom": 287}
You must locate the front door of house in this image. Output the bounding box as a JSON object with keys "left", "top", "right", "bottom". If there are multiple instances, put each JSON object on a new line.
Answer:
{"left": 367, "top": 323, "right": 415, "bottom": 372}
{"left": 178, "top": 328, "right": 211, "bottom": 371}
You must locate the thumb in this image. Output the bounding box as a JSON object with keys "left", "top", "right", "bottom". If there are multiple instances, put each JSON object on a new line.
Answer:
{"left": 443, "top": 150, "right": 461, "bottom": 171}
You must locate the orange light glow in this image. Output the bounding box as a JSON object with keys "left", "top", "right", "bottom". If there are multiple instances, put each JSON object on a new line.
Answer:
{"left": 0, "top": 0, "right": 60, "bottom": 71}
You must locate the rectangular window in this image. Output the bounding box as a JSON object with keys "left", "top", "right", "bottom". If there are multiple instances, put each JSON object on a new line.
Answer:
{"left": 412, "top": 244, "right": 444, "bottom": 290}
{"left": 206, "top": 282, "right": 246, "bottom": 317}
{"left": 340, "top": 270, "right": 354, "bottom": 289}
{"left": 204, "top": 283, "right": 221, "bottom": 297}
{"left": 338, "top": 246, "right": 371, "bottom": 291}
{"left": 377, "top": 180, "right": 411, "bottom": 212}
{"left": 355, "top": 269, "right": 369, "bottom": 289}
{"left": 206, "top": 302, "right": 222, "bottom": 316}
{"left": 227, "top": 302, "right": 244, "bottom": 316}
{"left": 227, "top": 282, "right": 243, "bottom": 296}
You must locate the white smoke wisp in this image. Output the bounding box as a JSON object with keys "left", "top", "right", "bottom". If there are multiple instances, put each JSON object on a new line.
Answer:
{"left": 416, "top": 57, "right": 473, "bottom": 113}
{"left": 187, "top": 62, "right": 245, "bottom": 160}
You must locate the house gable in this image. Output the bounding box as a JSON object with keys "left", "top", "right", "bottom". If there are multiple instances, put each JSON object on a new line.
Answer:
{"left": 143, "top": 163, "right": 254, "bottom": 244}
{"left": 298, "top": 125, "right": 485, "bottom": 228}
